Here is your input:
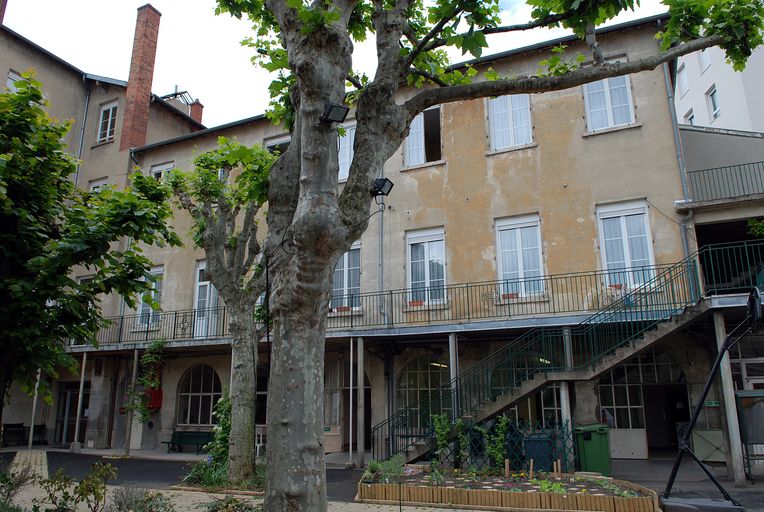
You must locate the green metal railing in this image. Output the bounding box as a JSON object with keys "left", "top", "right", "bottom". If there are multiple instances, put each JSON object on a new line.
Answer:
{"left": 699, "top": 240, "right": 764, "bottom": 295}
{"left": 371, "top": 256, "right": 701, "bottom": 461}
{"left": 687, "top": 161, "right": 764, "bottom": 203}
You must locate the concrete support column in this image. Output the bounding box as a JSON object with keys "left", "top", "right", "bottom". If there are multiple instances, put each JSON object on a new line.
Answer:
{"left": 449, "top": 333, "right": 459, "bottom": 419}
{"left": 356, "top": 337, "right": 365, "bottom": 469}
{"left": 559, "top": 381, "right": 575, "bottom": 469}
{"left": 124, "top": 349, "right": 139, "bottom": 456}
{"left": 713, "top": 311, "right": 746, "bottom": 485}
{"left": 573, "top": 381, "right": 599, "bottom": 425}
{"left": 348, "top": 338, "right": 354, "bottom": 466}
{"left": 70, "top": 352, "right": 88, "bottom": 453}
{"left": 563, "top": 327, "right": 573, "bottom": 369}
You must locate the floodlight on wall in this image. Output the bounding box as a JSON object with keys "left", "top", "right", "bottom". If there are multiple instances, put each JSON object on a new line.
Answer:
{"left": 370, "top": 177, "right": 394, "bottom": 197}
{"left": 320, "top": 102, "right": 350, "bottom": 124}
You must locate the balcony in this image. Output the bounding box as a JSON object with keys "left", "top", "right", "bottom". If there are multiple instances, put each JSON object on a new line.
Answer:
{"left": 684, "top": 161, "right": 764, "bottom": 205}
{"left": 70, "top": 240, "right": 764, "bottom": 349}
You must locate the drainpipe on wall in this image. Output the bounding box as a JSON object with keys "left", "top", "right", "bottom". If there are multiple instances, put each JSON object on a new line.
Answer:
{"left": 73, "top": 75, "right": 91, "bottom": 188}
{"left": 663, "top": 62, "right": 693, "bottom": 260}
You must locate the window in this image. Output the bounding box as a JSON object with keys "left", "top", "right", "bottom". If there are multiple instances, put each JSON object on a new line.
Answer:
{"left": 597, "top": 201, "right": 654, "bottom": 288}
{"left": 88, "top": 177, "right": 108, "bottom": 192}
{"left": 136, "top": 266, "right": 163, "bottom": 327}
{"left": 176, "top": 364, "right": 223, "bottom": 425}
{"left": 97, "top": 102, "right": 118, "bottom": 143}
{"left": 194, "top": 261, "right": 220, "bottom": 338}
{"left": 266, "top": 137, "right": 290, "bottom": 155}
{"left": 488, "top": 95, "right": 532, "bottom": 150}
{"left": 149, "top": 161, "right": 174, "bottom": 180}
{"left": 584, "top": 75, "right": 634, "bottom": 132}
{"left": 707, "top": 85, "right": 720, "bottom": 119}
{"left": 330, "top": 243, "right": 360, "bottom": 310}
{"left": 396, "top": 356, "right": 451, "bottom": 426}
{"left": 405, "top": 107, "right": 441, "bottom": 166}
{"left": 407, "top": 227, "right": 445, "bottom": 304}
{"left": 677, "top": 64, "right": 688, "bottom": 97}
{"left": 698, "top": 49, "right": 711, "bottom": 72}
{"left": 338, "top": 124, "right": 355, "bottom": 181}
{"left": 496, "top": 215, "right": 544, "bottom": 297}
{"left": 683, "top": 109, "right": 695, "bottom": 126}
{"left": 6, "top": 70, "right": 23, "bottom": 93}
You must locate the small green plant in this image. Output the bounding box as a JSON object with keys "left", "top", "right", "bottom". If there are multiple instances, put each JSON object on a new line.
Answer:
{"left": 200, "top": 495, "right": 261, "bottom": 512}
{"left": 34, "top": 468, "right": 80, "bottom": 512}
{"left": 485, "top": 414, "right": 510, "bottom": 468}
{"left": 428, "top": 461, "right": 445, "bottom": 487}
{"left": 377, "top": 454, "right": 405, "bottom": 484}
{"left": 597, "top": 479, "right": 639, "bottom": 498}
{"left": 75, "top": 463, "right": 117, "bottom": 512}
{"left": 0, "top": 501, "right": 25, "bottom": 512}
{"left": 182, "top": 392, "right": 235, "bottom": 488}
{"left": 361, "top": 460, "right": 381, "bottom": 482}
{"left": 532, "top": 478, "right": 566, "bottom": 494}
{"left": 0, "top": 463, "right": 34, "bottom": 504}
{"left": 182, "top": 459, "right": 228, "bottom": 488}
{"left": 108, "top": 488, "right": 175, "bottom": 512}
{"left": 455, "top": 419, "right": 469, "bottom": 468}
{"left": 124, "top": 338, "right": 166, "bottom": 423}
{"left": 432, "top": 413, "right": 451, "bottom": 463}
{"left": 206, "top": 393, "right": 231, "bottom": 466}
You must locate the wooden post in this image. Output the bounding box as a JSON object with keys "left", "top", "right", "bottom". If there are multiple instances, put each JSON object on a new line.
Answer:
{"left": 504, "top": 459, "right": 509, "bottom": 478}
{"left": 529, "top": 459, "right": 534, "bottom": 479}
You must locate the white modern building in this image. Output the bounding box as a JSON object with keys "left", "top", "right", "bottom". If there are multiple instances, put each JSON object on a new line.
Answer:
{"left": 674, "top": 45, "right": 764, "bottom": 131}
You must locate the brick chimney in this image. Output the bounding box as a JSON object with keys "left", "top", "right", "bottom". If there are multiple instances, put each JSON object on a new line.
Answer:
{"left": 190, "top": 100, "right": 204, "bottom": 124}
{"left": 0, "top": 0, "right": 8, "bottom": 25}
{"left": 119, "top": 4, "right": 161, "bottom": 152}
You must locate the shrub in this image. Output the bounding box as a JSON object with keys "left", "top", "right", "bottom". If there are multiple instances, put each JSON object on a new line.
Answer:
{"left": 0, "top": 501, "right": 24, "bottom": 512}
{"left": 34, "top": 468, "right": 79, "bottom": 512}
{"left": 108, "top": 488, "right": 175, "bottom": 512}
{"left": 200, "top": 495, "right": 261, "bottom": 512}
{"left": 182, "top": 459, "right": 228, "bottom": 488}
{"left": 0, "top": 464, "right": 33, "bottom": 503}
{"left": 74, "top": 463, "right": 117, "bottom": 512}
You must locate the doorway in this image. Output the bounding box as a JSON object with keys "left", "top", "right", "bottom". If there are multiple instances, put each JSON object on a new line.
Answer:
{"left": 54, "top": 382, "right": 90, "bottom": 445}
{"left": 643, "top": 384, "right": 690, "bottom": 457}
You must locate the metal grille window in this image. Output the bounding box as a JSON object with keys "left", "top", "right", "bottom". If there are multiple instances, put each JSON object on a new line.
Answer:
{"left": 488, "top": 94, "right": 532, "bottom": 150}
{"left": 496, "top": 215, "right": 543, "bottom": 297}
{"left": 599, "top": 351, "right": 684, "bottom": 429}
{"left": 407, "top": 228, "right": 445, "bottom": 304}
{"left": 97, "top": 102, "right": 118, "bottom": 142}
{"left": 396, "top": 356, "right": 451, "bottom": 427}
{"left": 331, "top": 245, "right": 360, "bottom": 309}
{"left": 177, "top": 364, "right": 222, "bottom": 425}
{"left": 584, "top": 75, "right": 634, "bottom": 132}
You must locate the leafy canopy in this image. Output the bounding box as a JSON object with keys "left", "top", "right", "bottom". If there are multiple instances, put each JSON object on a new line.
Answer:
{"left": 217, "top": 0, "right": 764, "bottom": 123}
{"left": 0, "top": 75, "right": 180, "bottom": 400}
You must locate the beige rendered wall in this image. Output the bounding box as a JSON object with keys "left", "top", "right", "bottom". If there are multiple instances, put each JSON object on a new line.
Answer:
{"left": 0, "top": 29, "right": 87, "bottom": 153}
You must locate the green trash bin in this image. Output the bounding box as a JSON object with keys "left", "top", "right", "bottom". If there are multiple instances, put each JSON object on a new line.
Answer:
{"left": 574, "top": 424, "right": 611, "bottom": 476}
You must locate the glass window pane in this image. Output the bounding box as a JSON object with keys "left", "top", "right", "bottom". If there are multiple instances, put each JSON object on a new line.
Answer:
{"left": 615, "top": 408, "right": 630, "bottom": 428}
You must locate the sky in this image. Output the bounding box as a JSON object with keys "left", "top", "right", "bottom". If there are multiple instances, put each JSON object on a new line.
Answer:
{"left": 4, "top": 0, "right": 664, "bottom": 128}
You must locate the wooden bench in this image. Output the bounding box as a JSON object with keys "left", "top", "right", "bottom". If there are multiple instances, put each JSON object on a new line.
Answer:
{"left": 161, "top": 431, "right": 213, "bottom": 454}
{"left": 2, "top": 423, "right": 27, "bottom": 446}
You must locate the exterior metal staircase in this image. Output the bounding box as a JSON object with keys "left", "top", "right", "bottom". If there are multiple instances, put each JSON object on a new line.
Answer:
{"left": 371, "top": 256, "right": 706, "bottom": 462}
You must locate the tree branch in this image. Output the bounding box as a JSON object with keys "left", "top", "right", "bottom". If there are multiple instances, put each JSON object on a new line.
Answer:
{"left": 409, "top": 68, "right": 449, "bottom": 87}
{"left": 347, "top": 74, "right": 364, "bottom": 89}
{"left": 405, "top": 35, "right": 723, "bottom": 117}
{"left": 422, "top": 11, "right": 578, "bottom": 53}
{"left": 405, "top": 7, "right": 463, "bottom": 68}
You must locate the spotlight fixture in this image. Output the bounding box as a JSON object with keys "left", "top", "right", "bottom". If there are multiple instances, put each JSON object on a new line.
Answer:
{"left": 370, "top": 177, "right": 394, "bottom": 197}
{"left": 319, "top": 102, "right": 350, "bottom": 124}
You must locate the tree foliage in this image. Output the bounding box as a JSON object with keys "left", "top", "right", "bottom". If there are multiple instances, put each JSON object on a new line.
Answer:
{"left": 169, "top": 137, "right": 273, "bottom": 483}
{"left": 0, "top": 75, "right": 180, "bottom": 411}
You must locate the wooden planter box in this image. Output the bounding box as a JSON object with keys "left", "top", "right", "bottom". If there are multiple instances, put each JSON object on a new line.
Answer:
{"left": 356, "top": 477, "right": 661, "bottom": 512}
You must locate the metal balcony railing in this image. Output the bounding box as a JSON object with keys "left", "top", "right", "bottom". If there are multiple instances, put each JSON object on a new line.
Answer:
{"left": 687, "top": 161, "right": 764, "bottom": 203}
{"left": 76, "top": 239, "right": 764, "bottom": 348}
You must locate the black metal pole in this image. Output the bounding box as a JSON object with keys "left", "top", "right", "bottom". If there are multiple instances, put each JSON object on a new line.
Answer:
{"left": 663, "top": 316, "right": 752, "bottom": 504}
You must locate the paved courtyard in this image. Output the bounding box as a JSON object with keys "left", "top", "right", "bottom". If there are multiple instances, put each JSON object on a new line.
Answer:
{"left": 4, "top": 448, "right": 764, "bottom": 510}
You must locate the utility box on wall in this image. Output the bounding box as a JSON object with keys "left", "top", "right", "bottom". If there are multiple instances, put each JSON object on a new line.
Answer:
{"left": 324, "top": 425, "right": 341, "bottom": 453}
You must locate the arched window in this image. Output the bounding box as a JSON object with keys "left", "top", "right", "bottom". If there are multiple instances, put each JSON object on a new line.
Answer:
{"left": 177, "top": 364, "right": 222, "bottom": 426}
{"left": 396, "top": 356, "right": 451, "bottom": 427}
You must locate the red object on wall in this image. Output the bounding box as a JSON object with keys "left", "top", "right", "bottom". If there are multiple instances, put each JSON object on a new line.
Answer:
{"left": 146, "top": 389, "right": 163, "bottom": 411}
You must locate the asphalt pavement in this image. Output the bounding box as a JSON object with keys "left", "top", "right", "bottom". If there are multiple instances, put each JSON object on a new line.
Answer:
{"left": 44, "top": 452, "right": 361, "bottom": 502}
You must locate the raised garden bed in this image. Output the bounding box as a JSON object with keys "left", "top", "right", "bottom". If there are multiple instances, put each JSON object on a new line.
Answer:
{"left": 356, "top": 468, "right": 661, "bottom": 512}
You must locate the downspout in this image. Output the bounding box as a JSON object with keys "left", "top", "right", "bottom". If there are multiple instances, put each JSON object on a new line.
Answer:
{"left": 73, "top": 74, "right": 92, "bottom": 188}
{"left": 662, "top": 62, "right": 692, "bottom": 260}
